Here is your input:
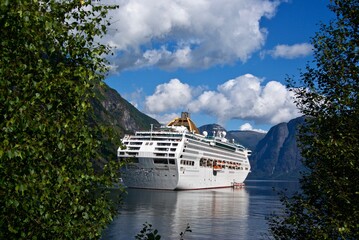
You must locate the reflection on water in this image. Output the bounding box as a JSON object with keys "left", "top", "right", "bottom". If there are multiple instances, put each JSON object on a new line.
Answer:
{"left": 102, "top": 181, "right": 299, "bottom": 240}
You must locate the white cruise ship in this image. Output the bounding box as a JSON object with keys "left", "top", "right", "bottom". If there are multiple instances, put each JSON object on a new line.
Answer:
{"left": 117, "top": 112, "right": 251, "bottom": 190}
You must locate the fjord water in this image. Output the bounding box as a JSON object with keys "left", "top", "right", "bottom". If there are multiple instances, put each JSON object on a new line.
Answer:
{"left": 102, "top": 181, "right": 299, "bottom": 240}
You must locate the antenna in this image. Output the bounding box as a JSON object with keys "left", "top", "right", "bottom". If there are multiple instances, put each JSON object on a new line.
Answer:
{"left": 150, "top": 124, "right": 153, "bottom": 140}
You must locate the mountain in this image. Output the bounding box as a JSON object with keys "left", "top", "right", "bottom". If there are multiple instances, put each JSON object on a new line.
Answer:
{"left": 90, "top": 83, "right": 160, "bottom": 168}
{"left": 248, "top": 116, "right": 305, "bottom": 179}
{"left": 228, "top": 130, "right": 266, "bottom": 151}
{"left": 198, "top": 124, "right": 227, "bottom": 136}
{"left": 92, "top": 83, "right": 160, "bottom": 134}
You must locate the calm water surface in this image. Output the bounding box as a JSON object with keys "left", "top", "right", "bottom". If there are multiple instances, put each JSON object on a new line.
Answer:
{"left": 102, "top": 180, "right": 299, "bottom": 240}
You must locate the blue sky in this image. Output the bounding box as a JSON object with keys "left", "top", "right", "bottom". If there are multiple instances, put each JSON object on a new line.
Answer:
{"left": 104, "top": 0, "right": 333, "bottom": 132}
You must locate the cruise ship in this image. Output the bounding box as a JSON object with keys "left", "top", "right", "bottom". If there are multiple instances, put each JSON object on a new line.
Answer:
{"left": 117, "top": 112, "right": 251, "bottom": 190}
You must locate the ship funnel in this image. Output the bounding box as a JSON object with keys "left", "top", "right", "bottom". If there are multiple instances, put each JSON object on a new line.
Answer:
{"left": 166, "top": 112, "right": 199, "bottom": 134}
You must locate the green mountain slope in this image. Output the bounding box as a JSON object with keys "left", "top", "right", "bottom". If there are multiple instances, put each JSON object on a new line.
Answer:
{"left": 90, "top": 83, "right": 160, "bottom": 168}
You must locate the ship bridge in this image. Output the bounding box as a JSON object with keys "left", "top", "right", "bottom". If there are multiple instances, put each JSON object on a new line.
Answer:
{"left": 167, "top": 112, "right": 200, "bottom": 134}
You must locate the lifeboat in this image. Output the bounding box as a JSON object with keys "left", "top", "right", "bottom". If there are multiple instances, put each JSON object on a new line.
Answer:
{"left": 213, "top": 165, "right": 222, "bottom": 171}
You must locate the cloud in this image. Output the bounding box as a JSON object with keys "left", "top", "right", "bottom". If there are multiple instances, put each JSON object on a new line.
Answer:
{"left": 146, "top": 112, "right": 180, "bottom": 126}
{"left": 191, "top": 74, "right": 301, "bottom": 124}
{"left": 144, "top": 74, "right": 301, "bottom": 126}
{"left": 104, "top": 0, "right": 281, "bottom": 70}
{"left": 261, "top": 43, "right": 313, "bottom": 59}
{"left": 239, "top": 123, "right": 267, "bottom": 133}
{"left": 144, "top": 79, "right": 193, "bottom": 113}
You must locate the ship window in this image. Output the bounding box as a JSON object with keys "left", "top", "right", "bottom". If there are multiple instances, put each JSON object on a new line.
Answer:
{"left": 158, "top": 142, "right": 171, "bottom": 146}
{"left": 155, "top": 147, "right": 168, "bottom": 151}
{"left": 155, "top": 153, "right": 166, "bottom": 156}
{"left": 172, "top": 143, "right": 178, "bottom": 146}
{"left": 169, "top": 159, "right": 175, "bottom": 164}
{"left": 154, "top": 159, "right": 168, "bottom": 164}
{"left": 128, "top": 147, "right": 140, "bottom": 150}
{"left": 170, "top": 148, "right": 176, "bottom": 151}
{"left": 180, "top": 160, "right": 194, "bottom": 166}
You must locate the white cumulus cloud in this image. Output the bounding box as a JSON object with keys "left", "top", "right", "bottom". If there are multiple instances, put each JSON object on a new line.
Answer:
{"left": 144, "top": 74, "right": 301, "bottom": 126}
{"left": 144, "top": 79, "right": 193, "bottom": 113}
{"left": 262, "top": 43, "right": 313, "bottom": 59}
{"left": 191, "top": 74, "right": 300, "bottom": 124}
{"left": 104, "top": 0, "right": 281, "bottom": 70}
{"left": 239, "top": 123, "right": 267, "bottom": 133}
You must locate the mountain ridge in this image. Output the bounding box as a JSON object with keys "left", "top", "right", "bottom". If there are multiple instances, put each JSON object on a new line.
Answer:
{"left": 248, "top": 116, "right": 305, "bottom": 179}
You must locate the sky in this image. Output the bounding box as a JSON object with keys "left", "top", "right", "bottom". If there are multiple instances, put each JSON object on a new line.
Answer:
{"left": 103, "top": 0, "right": 334, "bottom": 132}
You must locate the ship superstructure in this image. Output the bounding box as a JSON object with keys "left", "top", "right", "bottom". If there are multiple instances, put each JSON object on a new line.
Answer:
{"left": 117, "top": 112, "right": 251, "bottom": 190}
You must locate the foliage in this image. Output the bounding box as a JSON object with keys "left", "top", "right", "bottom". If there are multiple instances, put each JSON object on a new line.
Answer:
{"left": 179, "top": 223, "right": 192, "bottom": 240}
{"left": 135, "top": 222, "right": 192, "bottom": 240}
{"left": 135, "top": 222, "right": 161, "bottom": 240}
{"left": 0, "top": 0, "right": 123, "bottom": 239}
{"left": 269, "top": 0, "right": 359, "bottom": 239}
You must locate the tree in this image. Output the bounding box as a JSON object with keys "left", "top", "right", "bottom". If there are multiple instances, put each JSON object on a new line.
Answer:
{"left": 269, "top": 0, "right": 359, "bottom": 239}
{"left": 0, "top": 0, "right": 123, "bottom": 239}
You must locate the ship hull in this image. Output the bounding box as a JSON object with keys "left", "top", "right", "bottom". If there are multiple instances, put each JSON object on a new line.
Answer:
{"left": 121, "top": 158, "right": 179, "bottom": 190}
{"left": 176, "top": 167, "right": 249, "bottom": 190}
{"left": 120, "top": 157, "right": 250, "bottom": 190}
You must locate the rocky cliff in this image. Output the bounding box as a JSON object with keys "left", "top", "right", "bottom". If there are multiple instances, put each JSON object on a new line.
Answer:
{"left": 248, "top": 116, "right": 305, "bottom": 179}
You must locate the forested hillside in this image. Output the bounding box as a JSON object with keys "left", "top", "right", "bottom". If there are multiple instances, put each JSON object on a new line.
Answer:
{"left": 90, "top": 83, "right": 159, "bottom": 168}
